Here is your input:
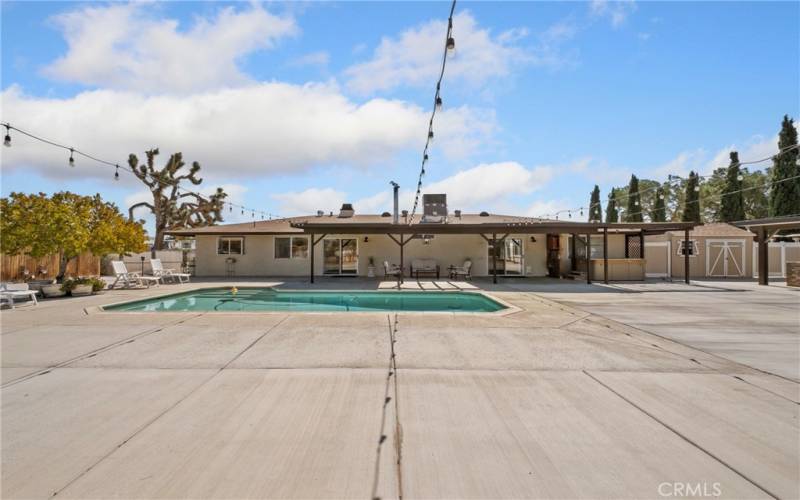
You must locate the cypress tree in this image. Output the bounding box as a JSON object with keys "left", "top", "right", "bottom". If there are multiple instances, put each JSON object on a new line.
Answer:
{"left": 589, "top": 185, "right": 602, "bottom": 222}
{"left": 720, "top": 151, "right": 745, "bottom": 222}
{"left": 626, "top": 174, "right": 643, "bottom": 222}
{"left": 606, "top": 191, "right": 619, "bottom": 223}
{"left": 682, "top": 171, "right": 702, "bottom": 222}
{"left": 769, "top": 115, "right": 800, "bottom": 216}
{"left": 651, "top": 187, "right": 667, "bottom": 222}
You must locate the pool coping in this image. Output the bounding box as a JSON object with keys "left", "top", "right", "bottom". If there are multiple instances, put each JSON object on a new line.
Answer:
{"left": 85, "top": 286, "right": 521, "bottom": 316}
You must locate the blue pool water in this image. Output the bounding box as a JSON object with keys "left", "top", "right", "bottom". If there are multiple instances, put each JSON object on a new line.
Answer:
{"left": 104, "top": 288, "right": 506, "bottom": 313}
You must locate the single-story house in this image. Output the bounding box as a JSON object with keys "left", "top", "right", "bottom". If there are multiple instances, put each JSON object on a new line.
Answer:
{"left": 167, "top": 195, "right": 700, "bottom": 283}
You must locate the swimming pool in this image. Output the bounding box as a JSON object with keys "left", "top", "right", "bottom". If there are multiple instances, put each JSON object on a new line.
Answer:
{"left": 103, "top": 288, "right": 507, "bottom": 313}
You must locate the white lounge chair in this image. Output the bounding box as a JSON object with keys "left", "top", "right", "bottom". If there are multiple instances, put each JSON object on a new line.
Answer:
{"left": 151, "top": 259, "right": 190, "bottom": 284}
{"left": 449, "top": 260, "right": 472, "bottom": 280}
{"left": 0, "top": 282, "right": 39, "bottom": 308}
{"left": 110, "top": 261, "right": 160, "bottom": 288}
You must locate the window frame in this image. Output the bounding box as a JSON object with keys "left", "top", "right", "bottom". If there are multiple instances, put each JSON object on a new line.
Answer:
{"left": 274, "top": 236, "right": 309, "bottom": 260}
{"left": 217, "top": 236, "right": 245, "bottom": 255}
{"left": 676, "top": 239, "right": 699, "bottom": 257}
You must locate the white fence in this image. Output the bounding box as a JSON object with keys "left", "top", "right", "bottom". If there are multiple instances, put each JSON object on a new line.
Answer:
{"left": 752, "top": 242, "right": 800, "bottom": 278}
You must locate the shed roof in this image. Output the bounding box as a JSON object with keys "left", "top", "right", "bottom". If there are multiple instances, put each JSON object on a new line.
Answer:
{"left": 666, "top": 223, "right": 754, "bottom": 238}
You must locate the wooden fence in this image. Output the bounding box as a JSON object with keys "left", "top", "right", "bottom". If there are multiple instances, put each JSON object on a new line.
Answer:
{"left": 1, "top": 252, "right": 101, "bottom": 282}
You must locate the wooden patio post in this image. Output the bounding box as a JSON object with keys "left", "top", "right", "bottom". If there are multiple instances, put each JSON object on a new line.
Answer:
{"left": 603, "top": 227, "right": 609, "bottom": 284}
{"left": 758, "top": 227, "right": 769, "bottom": 286}
{"left": 640, "top": 230, "right": 645, "bottom": 259}
{"left": 570, "top": 233, "right": 577, "bottom": 271}
{"left": 684, "top": 229, "right": 690, "bottom": 285}
{"left": 585, "top": 233, "right": 591, "bottom": 284}
{"left": 310, "top": 233, "right": 315, "bottom": 283}
{"left": 400, "top": 234, "right": 405, "bottom": 283}
{"left": 492, "top": 233, "right": 498, "bottom": 284}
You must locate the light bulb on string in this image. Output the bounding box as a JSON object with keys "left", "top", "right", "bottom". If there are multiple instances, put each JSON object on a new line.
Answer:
{"left": 694, "top": 185, "right": 700, "bottom": 192}
{"left": 580, "top": 208, "right": 584, "bottom": 217}
{"left": 3, "top": 125, "right": 10, "bottom": 147}
{"left": 446, "top": 37, "right": 455, "bottom": 54}
{"left": 114, "top": 165, "right": 120, "bottom": 181}
{"left": 737, "top": 174, "right": 744, "bottom": 181}
{"left": 251, "top": 210, "right": 255, "bottom": 218}
{"left": 435, "top": 96, "right": 443, "bottom": 110}
{"left": 568, "top": 211, "right": 572, "bottom": 219}
{"left": 68, "top": 148, "right": 75, "bottom": 167}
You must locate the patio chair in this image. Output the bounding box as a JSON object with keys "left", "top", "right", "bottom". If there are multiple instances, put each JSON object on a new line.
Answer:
{"left": 151, "top": 259, "right": 191, "bottom": 284}
{"left": 411, "top": 259, "right": 440, "bottom": 280}
{"left": 449, "top": 260, "right": 472, "bottom": 281}
{"left": 383, "top": 260, "right": 403, "bottom": 284}
{"left": 0, "top": 282, "right": 39, "bottom": 308}
{"left": 110, "top": 261, "right": 160, "bottom": 289}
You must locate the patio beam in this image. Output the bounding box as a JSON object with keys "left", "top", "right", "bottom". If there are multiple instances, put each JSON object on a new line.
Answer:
{"left": 309, "top": 234, "right": 327, "bottom": 283}
{"left": 757, "top": 227, "right": 768, "bottom": 286}
{"left": 585, "top": 233, "right": 591, "bottom": 284}
{"left": 684, "top": 229, "right": 690, "bottom": 285}
{"left": 603, "top": 227, "right": 609, "bottom": 284}
{"left": 492, "top": 233, "right": 497, "bottom": 284}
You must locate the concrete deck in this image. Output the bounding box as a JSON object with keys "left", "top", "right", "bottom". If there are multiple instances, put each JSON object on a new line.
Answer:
{"left": 2, "top": 278, "right": 798, "bottom": 499}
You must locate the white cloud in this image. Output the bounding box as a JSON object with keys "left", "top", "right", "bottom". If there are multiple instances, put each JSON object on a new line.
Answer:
{"left": 344, "top": 11, "right": 532, "bottom": 94}
{"left": 590, "top": 0, "right": 637, "bottom": 28}
{"left": 1, "top": 83, "right": 496, "bottom": 178}
{"left": 43, "top": 3, "right": 297, "bottom": 93}
{"left": 272, "top": 188, "right": 393, "bottom": 216}
{"left": 525, "top": 199, "right": 572, "bottom": 220}
{"left": 421, "top": 161, "right": 554, "bottom": 212}
{"left": 290, "top": 51, "right": 330, "bottom": 68}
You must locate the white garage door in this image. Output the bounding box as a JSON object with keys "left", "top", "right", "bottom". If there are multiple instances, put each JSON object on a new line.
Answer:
{"left": 706, "top": 240, "right": 745, "bottom": 277}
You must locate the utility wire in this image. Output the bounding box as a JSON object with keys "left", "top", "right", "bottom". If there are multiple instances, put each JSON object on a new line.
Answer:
{"left": 409, "top": 0, "right": 457, "bottom": 224}
{"left": 1, "top": 122, "right": 283, "bottom": 221}
{"left": 536, "top": 143, "right": 800, "bottom": 220}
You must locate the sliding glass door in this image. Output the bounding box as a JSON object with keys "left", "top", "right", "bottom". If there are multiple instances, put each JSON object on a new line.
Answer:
{"left": 323, "top": 239, "right": 358, "bottom": 275}
{"left": 488, "top": 238, "right": 524, "bottom": 276}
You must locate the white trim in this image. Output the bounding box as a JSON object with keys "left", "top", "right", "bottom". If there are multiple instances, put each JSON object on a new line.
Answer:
{"left": 705, "top": 239, "right": 745, "bottom": 277}
{"left": 216, "top": 236, "right": 244, "bottom": 255}
{"left": 274, "top": 236, "right": 309, "bottom": 260}
{"left": 644, "top": 241, "right": 671, "bottom": 278}
{"left": 676, "top": 239, "right": 699, "bottom": 257}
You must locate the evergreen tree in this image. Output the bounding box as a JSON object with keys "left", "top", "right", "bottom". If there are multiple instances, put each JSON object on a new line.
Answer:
{"left": 588, "top": 185, "right": 602, "bottom": 222}
{"left": 651, "top": 187, "right": 667, "bottom": 222}
{"left": 625, "top": 174, "right": 643, "bottom": 222}
{"left": 720, "top": 151, "right": 745, "bottom": 222}
{"left": 605, "top": 191, "right": 619, "bottom": 223}
{"left": 681, "top": 171, "right": 702, "bottom": 222}
{"left": 769, "top": 115, "right": 800, "bottom": 216}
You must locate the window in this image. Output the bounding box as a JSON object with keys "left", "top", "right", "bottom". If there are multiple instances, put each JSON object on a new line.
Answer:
{"left": 589, "top": 235, "right": 605, "bottom": 259}
{"left": 217, "top": 237, "right": 244, "bottom": 255}
{"left": 275, "top": 237, "right": 309, "bottom": 259}
{"left": 677, "top": 240, "right": 699, "bottom": 257}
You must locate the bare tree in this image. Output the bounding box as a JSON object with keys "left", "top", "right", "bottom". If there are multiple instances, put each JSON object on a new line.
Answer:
{"left": 128, "top": 148, "right": 227, "bottom": 252}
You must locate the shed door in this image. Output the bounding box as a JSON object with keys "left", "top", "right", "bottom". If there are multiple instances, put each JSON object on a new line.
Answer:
{"left": 706, "top": 240, "right": 745, "bottom": 277}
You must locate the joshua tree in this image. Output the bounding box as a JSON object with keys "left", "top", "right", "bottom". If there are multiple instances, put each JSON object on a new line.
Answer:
{"left": 128, "top": 149, "right": 227, "bottom": 252}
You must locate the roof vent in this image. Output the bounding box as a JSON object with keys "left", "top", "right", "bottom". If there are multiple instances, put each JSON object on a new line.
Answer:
{"left": 479, "top": 211, "right": 490, "bottom": 217}
{"left": 316, "top": 210, "right": 324, "bottom": 217}
{"left": 454, "top": 209, "right": 462, "bottom": 218}
{"left": 338, "top": 203, "right": 354, "bottom": 218}
{"left": 381, "top": 211, "right": 391, "bottom": 217}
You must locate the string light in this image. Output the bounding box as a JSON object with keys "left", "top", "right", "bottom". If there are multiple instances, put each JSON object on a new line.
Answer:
{"left": 0, "top": 121, "right": 282, "bottom": 221}
{"left": 409, "top": 0, "right": 457, "bottom": 223}
{"left": 536, "top": 143, "right": 800, "bottom": 220}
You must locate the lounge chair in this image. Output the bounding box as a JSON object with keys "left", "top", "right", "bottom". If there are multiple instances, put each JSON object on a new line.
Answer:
{"left": 449, "top": 260, "right": 472, "bottom": 280}
{"left": 411, "top": 259, "right": 440, "bottom": 280}
{"left": 0, "top": 282, "right": 39, "bottom": 308}
{"left": 151, "top": 259, "right": 191, "bottom": 284}
{"left": 383, "top": 260, "right": 403, "bottom": 284}
{"left": 110, "top": 261, "right": 160, "bottom": 289}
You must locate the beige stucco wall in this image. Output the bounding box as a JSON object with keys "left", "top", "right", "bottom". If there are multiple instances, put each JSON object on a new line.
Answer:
{"left": 194, "top": 233, "right": 550, "bottom": 277}
{"left": 644, "top": 234, "right": 755, "bottom": 278}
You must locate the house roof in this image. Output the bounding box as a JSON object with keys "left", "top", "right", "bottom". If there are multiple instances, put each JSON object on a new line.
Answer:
{"left": 666, "top": 222, "right": 754, "bottom": 238}
{"left": 166, "top": 213, "right": 699, "bottom": 236}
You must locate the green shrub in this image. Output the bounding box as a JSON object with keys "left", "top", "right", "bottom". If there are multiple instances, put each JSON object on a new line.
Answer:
{"left": 61, "top": 277, "right": 106, "bottom": 293}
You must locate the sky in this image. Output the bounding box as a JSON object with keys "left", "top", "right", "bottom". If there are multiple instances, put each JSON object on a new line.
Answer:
{"left": 1, "top": 0, "right": 798, "bottom": 230}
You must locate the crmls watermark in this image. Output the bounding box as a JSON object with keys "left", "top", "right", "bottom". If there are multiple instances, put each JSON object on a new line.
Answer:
{"left": 658, "top": 482, "right": 722, "bottom": 498}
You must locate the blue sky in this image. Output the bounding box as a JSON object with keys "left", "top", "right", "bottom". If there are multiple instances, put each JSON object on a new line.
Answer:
{"left": 1, "top": 1, "right": 798, "bottom": 229}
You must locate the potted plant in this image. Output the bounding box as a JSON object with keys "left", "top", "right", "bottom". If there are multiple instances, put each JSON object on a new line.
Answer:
{"left": 62, "top": 277, "right": 105, "bottom": 296}
{"left": 367, "top": 256, "right": 375, "bottom": 278}
{"left": 41, "top": 280, "right": 66, "bottom": 298}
